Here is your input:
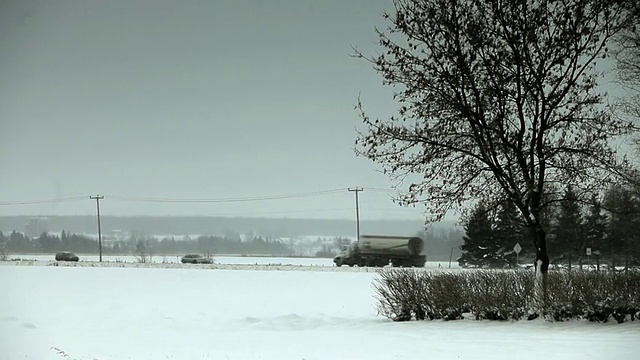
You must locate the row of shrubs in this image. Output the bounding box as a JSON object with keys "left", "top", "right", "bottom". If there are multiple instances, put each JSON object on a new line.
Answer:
{"left": 373, "top": 269, "right": 640, "bottom": 323}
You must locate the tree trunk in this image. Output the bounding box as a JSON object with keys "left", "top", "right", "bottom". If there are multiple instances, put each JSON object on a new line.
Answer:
{"left": 532, "top": 225, "right": 549, "bottom": 318}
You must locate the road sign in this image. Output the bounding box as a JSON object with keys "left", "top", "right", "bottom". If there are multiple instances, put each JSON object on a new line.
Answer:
{"left": 586, "top": 247, "right": 592, "bottom": 256}
{"left": 514, "top": 243, "right": 522, "bottom": 254}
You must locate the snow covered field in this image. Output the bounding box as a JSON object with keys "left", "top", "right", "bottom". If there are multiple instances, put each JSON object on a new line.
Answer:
{"left": 1, "top": 264, "right": 638, "bottom": 360}
{"left": 6, "top": 254, "right": 460, "bottom": 268}
{"left": 8, "top": 254, "right": 337, "bottom": 266}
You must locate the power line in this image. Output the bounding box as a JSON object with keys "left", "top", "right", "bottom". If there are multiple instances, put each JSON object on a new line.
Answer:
{"left": 0, "top": 187, "right": 407, "bottom": 207}
{"left": 180, "top": 208, "right": 354, "bottom": 217}
{"left": 0, "top": 190, "right": 348, "bottom": 205}
{"left": 0, "top": 196, "right": 89, "bottom": 205}
{"left": 361, "top": 187, "right": 397, "bottom": 193}
{"left": 201, "top": 207, "right": 420, "bottom": 217}
{"left": 0, "top": 194, "right": 424, "bottom": 219}
{"left": 106, "top": 188, "right": 350, "bottom": 203}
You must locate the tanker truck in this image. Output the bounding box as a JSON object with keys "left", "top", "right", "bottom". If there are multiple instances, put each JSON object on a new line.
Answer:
{"left": 333, "top": 235, "right": 427, "bottom": 267}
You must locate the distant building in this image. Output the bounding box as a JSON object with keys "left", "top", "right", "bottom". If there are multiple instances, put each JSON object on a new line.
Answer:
{"left": 110, "top": 229, "right": 130, "bottom": 242}
{"left": 103, "top": 229, "right": 129, "bottom": 249}
{"left": 24, "top": 217, "right": 48, "bottom": 239}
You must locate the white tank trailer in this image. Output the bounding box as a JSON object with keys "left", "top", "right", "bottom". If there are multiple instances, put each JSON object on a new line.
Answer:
{"left": 333, "top": 235, "right": 427, "bottom": 267}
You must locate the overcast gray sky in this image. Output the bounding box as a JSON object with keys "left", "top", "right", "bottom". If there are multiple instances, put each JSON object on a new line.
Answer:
{"left": 0, "top": 0, "right": 434, "bottom": 220}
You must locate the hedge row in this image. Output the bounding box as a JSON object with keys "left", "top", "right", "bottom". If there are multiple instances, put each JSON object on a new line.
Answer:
{"left": 373, "top": 269, "right": 640, "bottom": 322}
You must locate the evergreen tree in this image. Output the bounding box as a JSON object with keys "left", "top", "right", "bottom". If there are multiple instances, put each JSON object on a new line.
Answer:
{"left": 583, "top": 195, "right": 608, "bottom": 258}
{"left": 38, "top": 232, "right": 60, "bottom": 253}
{"left": 60, "top": 230, "right": 70, "bottom": 250}
{"left": 8, "top": 231, "right": 32, "bottom": 253}
{"left": 493, "top": 201, "right": 528, "bottom": 267}
{"left": 604, "top": 185, "right": 640, "bottom": 267}
{"left": 550, "top": 186, "right": 583, "bottom": 266}
{"left": 458, "top": 202, "right": 496, "bottom": 268}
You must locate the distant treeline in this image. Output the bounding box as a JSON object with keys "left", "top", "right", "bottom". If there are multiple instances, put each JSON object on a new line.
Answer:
{"left": 0, "top": 215, "right": 434, "bottom": 238}
{"left": 0, "top": 230, "right": 353, "bottom": 258}
{"left": 0, "top": 215, "right": 466, "bottom": 261}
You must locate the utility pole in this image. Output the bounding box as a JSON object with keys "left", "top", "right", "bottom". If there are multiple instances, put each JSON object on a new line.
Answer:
{"left": 90, "top": 195, "right": 104, "bottom": 262}
{"left": 348, "top": 187, "right": 363, "bottom": 241}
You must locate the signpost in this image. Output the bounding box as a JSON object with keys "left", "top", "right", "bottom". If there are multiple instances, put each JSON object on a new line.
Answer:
{"left": 586, "top": 247, "right": 592, "bottom": 271}
{"left": 514, "top": 243, "right": 522, "bottom": 266}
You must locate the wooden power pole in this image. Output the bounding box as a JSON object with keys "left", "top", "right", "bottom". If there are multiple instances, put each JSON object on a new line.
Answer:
{"left": 348, "top": 187, "right": 363, "bottom": 241}
{"left": 90, "top": 195, "right": 104, "bottom": 262}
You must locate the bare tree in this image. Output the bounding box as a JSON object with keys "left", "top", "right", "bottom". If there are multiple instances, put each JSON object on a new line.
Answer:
{"left": 0, "top": 244, "right": 9, "bottom": 261}
{"left": 0, "top": 231, "right": 7, "bottom": 261}
{"left": 134, "top": 240, "right": 152, "bottom": 263}
{"left": 202, "top": 249, "right": 215, "bottom": 262}
{"left": 614, "top": 1, "right": 640, "bottom": 130}
{"left": 615, "top": 2, "right": 640, "bottom": 81}
{"left": 333, "top": 237, "right": 352, "bottom": 251}
{"left": 355, "top": 0, "right": 638, "bottom": 314}
{"left": 198, "top": 237, "right": 216, "bottom": 262}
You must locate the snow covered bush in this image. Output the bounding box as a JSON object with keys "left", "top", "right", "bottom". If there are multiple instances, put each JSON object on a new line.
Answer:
{"left": 546, "top": 271, "right": 640, "bottom": 322}
{"left": 464, "top": 270, "right": 534, "bottom": 320}
{"left": 373, "top": 269, "right": 639, "bottom": 322}
{"left": 374, "top": 268, "right": 424, "bottom": 321}
{"left": 374, "top": 269, "right": 482, "bottom": 321}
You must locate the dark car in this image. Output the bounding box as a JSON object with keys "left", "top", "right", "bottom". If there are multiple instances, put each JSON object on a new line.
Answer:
{"left": 55, "top": 252, "right": 79, "bottom": 262}
{"left": 180, "top": 254, "right": 213, "bottom": 264}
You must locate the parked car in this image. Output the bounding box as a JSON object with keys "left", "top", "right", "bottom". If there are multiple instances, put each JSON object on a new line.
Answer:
{"left": 55, "top": 252, "right": 79, "bottom": 262}
{"left": 181, "top": 254, "right": 213, "bottom": 264}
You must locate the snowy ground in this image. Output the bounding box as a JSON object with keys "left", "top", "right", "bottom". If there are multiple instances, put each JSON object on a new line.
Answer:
{"left": 1, "top": 264, "right": 638, "bottom": 360}
{"left": 6, "top": 254, "right": 460, "bottom": 269}
{"left": 8, "top": 254, "right": 338, "bottom": 266}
